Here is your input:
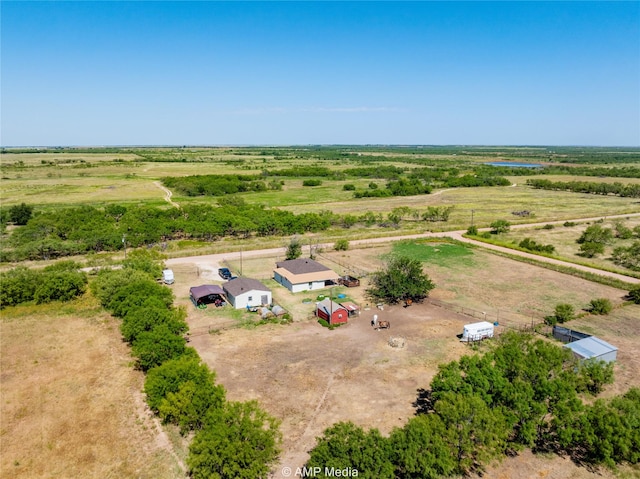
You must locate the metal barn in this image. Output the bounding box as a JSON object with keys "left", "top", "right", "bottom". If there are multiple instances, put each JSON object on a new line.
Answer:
{"left": 564, "top": 336, "right": 618, "bottom": 363}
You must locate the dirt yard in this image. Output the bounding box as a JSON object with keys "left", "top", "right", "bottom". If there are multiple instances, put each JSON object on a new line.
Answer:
{"left": 189, "top": 301, "right": 471, "bottom": 477}
{"left": 163, "top": 241, "right": 640, "bottom": 479}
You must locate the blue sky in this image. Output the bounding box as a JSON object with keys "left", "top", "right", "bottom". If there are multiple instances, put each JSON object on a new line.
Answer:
{"left": 2, "top": 1, "right": 639, "bottom": 146}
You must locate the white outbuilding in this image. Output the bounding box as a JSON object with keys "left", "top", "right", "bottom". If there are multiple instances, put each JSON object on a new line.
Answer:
{"left": 223, "top": 277, "right": 272, "bottom": 310}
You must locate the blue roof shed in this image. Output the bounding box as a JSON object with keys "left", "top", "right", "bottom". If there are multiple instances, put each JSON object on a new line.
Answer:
{"left": 564, "top": 336, "right": 618, "bottom": 363}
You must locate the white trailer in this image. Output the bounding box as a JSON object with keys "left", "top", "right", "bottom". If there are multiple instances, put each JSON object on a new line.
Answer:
{"left": 162, "top": 269, "right": 175, "bottom": 285}
{"left": 461, "top": 321, "right": 494, "bottom": 342}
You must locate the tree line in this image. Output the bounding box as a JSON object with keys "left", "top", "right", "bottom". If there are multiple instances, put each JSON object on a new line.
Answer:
{"left": 0, "top": 260, "right": 88, "bottom": 308}
{"left": 527, "top": 179, "right": 640, "bottom": 198}
{"left": 2, "top": 200, "right": 461, "bottom": 262}
{"left": 1, "top": 201, "right": 333, "bottom": 261}
{"left": 305, "top": 332, "right": 639, "bottom": 478}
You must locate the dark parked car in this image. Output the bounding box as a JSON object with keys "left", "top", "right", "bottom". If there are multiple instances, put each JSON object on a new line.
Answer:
{"left": 218, "top": 267, "right": 232, "bottom": 280}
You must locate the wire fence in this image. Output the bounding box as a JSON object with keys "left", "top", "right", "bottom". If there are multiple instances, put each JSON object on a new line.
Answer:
{"left": 427, "top": 298, "right": 545, "bottom": 333}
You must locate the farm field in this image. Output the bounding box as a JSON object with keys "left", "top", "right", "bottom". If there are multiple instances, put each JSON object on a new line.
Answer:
{"left": 2, "top": 146, "right": 640, "bottom": 479}
{"left": 0, "top": 297, "right": 185, "bottom": 479}
{"left": 163, "top": 240, "right": 640, "bottom": 477}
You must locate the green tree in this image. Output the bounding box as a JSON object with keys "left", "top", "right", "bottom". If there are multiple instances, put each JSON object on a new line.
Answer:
{"left": 389, "top": 414, "right": 457, "bottom": 479}
{"left": 554, "top": 303, "right": 575, "bottom": 323}
{"left": 435, "top": 392, "right": 510, "bottom": 475}
{"left": 145, "top": 355, "right": 218, "bottom": 412}
{"left": 306, "top": 422, "right": 394, "bottom": 479}
{"left": 90, "top": 269, "right": 153, "bottom": 309}
{"left": 8, "top": 202, "right": 34, "bottom": 225}
{"left": 571, "top": 389, "right": 640, "bottom": 467}
{"left": 188, "top": 400, "right": 281, "bottom": 479}
{"left": 589, "top": 298, "right": 613, "bottom": 315}
{"left": 122, "top": 248, "right": 165, "bottom": 278}
{"left": 285, "top": 237, "right": 302, "bottom": 260}
{"left": 579, "top": 241, "right": 605, "bottom": 258}
{"left": 121, "top": 299, "right": 187, "bottom": 343}
{"left": 367, "top": 255, "right": 435, "bottom": 304}
{"left": 576, "top": 359, "right": 614, "bottom": 395}
{"left": 131, "top": 325, "right": 187, "bottom": 371}
{"left": 33, "top": 271, "right": 88, "bottom": 304}
{"left": 490, "top": 220, "right": 510, "bottom": 234}
{"left": 158, "top": 377, "right": 226, "bottom": 433}
{"left": 107, "top": 278, "right": 174, "bottom": 317}
{"left": 577, "top": 224, "right": 613, "bottom": 246}
{"left": 466, "top": 225, "right": 478, "bottom": 235}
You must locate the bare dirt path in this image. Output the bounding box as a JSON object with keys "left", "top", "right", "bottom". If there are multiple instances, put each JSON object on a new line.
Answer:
{"left": 166, "top": 212, "right": 640, "bottom": 285}
{"left": 153, "top": 181, "right": 179, "bottom": 208}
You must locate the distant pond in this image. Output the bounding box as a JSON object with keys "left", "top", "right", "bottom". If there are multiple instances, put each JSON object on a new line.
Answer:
{"left": 486, "top": 161, "right": 544, "bottom": 168}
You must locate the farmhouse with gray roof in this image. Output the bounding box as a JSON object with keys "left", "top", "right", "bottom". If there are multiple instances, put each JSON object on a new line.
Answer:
{"left": 273, "top": 258, "right": 339, "bottom": 293}
{"left": 223, "top": 277, "right": 272, "bottom": 309}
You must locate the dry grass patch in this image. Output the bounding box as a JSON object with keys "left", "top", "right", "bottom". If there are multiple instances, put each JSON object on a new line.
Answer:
{"left": 0, "top": 297, "right": 183, "bottom": 479}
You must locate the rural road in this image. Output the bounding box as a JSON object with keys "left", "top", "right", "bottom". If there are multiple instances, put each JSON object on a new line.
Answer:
{"left": 166, "top": 212, "right": 640, "bottom": 285}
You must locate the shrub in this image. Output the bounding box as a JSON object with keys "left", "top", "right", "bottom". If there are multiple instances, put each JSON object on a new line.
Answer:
{"left": 334, "top": 239, "right": 349, "bottom": 251}
{"left": 302, "top": 179, "right": 322, "bottom": 187}
{"left": 0, "top": 266, "right": 40, "bottom": 308}
{"left": 563, "top": 221, "right": 576, "bottom": 227}
{"left": 579, "top": 241, "right": 604, "bottom": 258}
{"left": 467, "top": 225, "right": 478, "bottom": 235}
{"left": 629, "top": 286, "right": 640, "bottom": 304}
{"left": 490, "top": 220, "right": 511, "bottom": 234}
{"left": 342, "top": 183, "right": 356, "bottom": 191}
{"left": 589, "top": 298, "right": 613, "bottom": 315}
{"left": 542, "top": 224, "right": 555, "bottom": 230}
{"left": 554, "top": 303, "right": 575, "bottom": 323}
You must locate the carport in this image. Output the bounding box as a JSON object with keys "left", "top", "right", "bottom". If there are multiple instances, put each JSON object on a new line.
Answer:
{"left": 189, "top": 284, "right": 227, "bottom": 307}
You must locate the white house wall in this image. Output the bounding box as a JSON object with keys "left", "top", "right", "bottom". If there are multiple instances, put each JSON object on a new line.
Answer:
{"left": 229, "top": 290, "right": 272, "bottom": 309}
{"left": 275, "top": 271, "right": 327, "bottom": 293}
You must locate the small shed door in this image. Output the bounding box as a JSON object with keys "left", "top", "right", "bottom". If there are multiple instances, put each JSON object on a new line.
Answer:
{"left": 261, "top": 295, "right": 268, "bottom": 305}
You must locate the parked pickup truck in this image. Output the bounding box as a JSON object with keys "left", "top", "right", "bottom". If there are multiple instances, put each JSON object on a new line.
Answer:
{"left": 218, "top": 267, "right": 233, "bottom": 280}
{"left": 338, "top": 275, "right": 360, "bottom": 287}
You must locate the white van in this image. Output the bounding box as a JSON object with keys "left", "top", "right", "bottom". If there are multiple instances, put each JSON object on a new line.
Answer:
{"left": 162, "top": 269, "right": 175, "bottom": 285}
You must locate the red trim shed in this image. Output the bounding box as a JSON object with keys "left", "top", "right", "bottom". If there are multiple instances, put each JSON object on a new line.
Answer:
{"left": 315, "top": 298, "right": 348, "bottom": 325}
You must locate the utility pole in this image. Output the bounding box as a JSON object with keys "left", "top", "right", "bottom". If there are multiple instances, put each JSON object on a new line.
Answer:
{"left": 471, "top": 209, "right": 475, "bottom": 227}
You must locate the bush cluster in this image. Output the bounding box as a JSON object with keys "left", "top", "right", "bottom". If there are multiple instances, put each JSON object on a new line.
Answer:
{"left": 518, "top": 237, "right": 556, "bottom": 254}
{"left": 0, "top": 261, "right": 87, "bottom": 308}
